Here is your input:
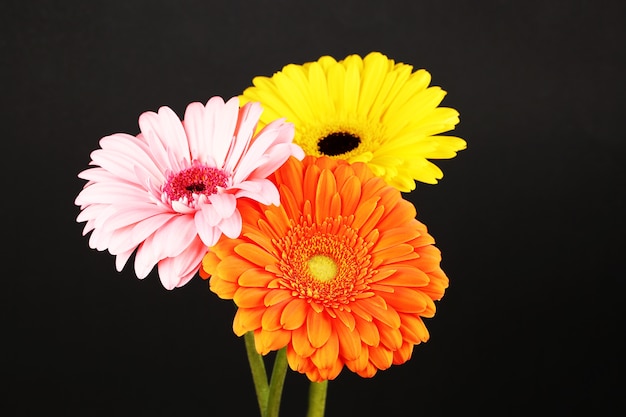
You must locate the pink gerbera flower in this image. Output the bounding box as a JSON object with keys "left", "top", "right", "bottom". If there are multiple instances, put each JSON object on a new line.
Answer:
{"left": 75, "top": 96, "right": 304, "bottom": 290}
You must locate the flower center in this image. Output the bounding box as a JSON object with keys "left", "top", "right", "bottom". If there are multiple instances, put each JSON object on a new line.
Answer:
{"left": 277, "top": 216, "right": 376, "bottom": 308}
{"left": 307, "top": 255, "right": 338, "bottom": 282}
{"left": 317, "top": 132, "right": 361, "bottom": 156}
{"left": 163, "top": 164, "right": 228, "bottom": 202}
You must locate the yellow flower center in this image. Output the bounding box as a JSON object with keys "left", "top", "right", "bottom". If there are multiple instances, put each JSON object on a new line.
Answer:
{"left": 277, "top": 216, "right": 377, "bottom": 308}
{"left": 307, "top": 255, "right": 338, "bottom": 282}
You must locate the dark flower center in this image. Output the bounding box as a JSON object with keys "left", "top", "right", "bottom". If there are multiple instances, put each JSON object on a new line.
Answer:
{"left": 163, "top": 165, "right": 229, "bottom": 201}
{"left": 318, "top": 132, "right": 361, "bottom": 156}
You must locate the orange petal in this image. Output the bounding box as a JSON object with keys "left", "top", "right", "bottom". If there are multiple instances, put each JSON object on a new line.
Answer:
{"left": 371, "top": 243, "right": 417, "bottom": 265}
{"left": 261, "top": 304, "right": 285, "bottom": 331}
{"left": 257, "top": 328, "right": 291, "bottom": 354}
{"left": 354, "top": 314, "right": 380, "bottom": 347}
{"left": 377, "top": 322, "right": 403, "bottom": 350}
{"left": 351, "top": 197, "right": 379, "bottom": 230}
{"left": 200, "top": 251, "right": 220, "bottom": 277}
{"left": 314, "top": 153, "right": 341, "bottom": 171}
{"left": 355, "top": 361, "right": 378, "bottom": 378}
{"left": 292, "top": 323, "right": 315, "bottom": 357}
{"left": 277, "top": 185, "right": 302, "bottom": 223}
{"left": 302, "top": 163, "right": 322, "bottom": 204}
{"left": 275, "top": 156, "right": 304, "bottom": 204}
{"left": 384, "top": 287, "right": 429, "bottom": 313}
{"left": 317, "top": 358, "right": 344, "bottom": 381}
{"left": 310, "top": 300, "right": 324, "bottom": 313}
{"left": 360, "top": 176, "right": 387, "bottom": 201}
{"left": 209, "top": 277, "right": 238, "bottom": 299}
{"left": 358, "top": 205, "right": 385, "bottom": 237}
{"left": 287, "top": 344, "right": 312, "bottom": 373}
{"left": 345, "top": 343, "right": 369, "bottom": 374}
{"left": 217, "top": 255, "right": 257, "bottom": 282}
{"left": 329, "top": 193, "right": 342, "bottom": 219}
{"left": 233, "top": 308, "right": 264, "bottom": 335}
{"left": 410, "top": 228, "right": 436, "bottom": 247}
{"left": 263, "top": 289, "right": 293, "bottom": 306}
{"left": 376, "top": 199, "right": 417, "bottom": 231}
{"left": 310, "top": 331, "right": 339, "bottom": 371}
{"left": 392, "top": 341, "right": 414, "bottom": 365}
{"left": 334, "top": 308, "right": 355, "bottom": 330}
{"left": 334, "top": 320, "right": 361, "bottom": 361}
{"left": 307, "top": 309, "right": 332, "bottom": 348}
{"left": 265, "top": 206, "right": 292, "bottom": 238}
{"left": 368, "top": 345, "right": 393, "bottom": 370}
{"left": 369, "top": 284, "right": 394, "bottom": 293}
{"left": 235, "top": 243, "right": 277, "bottom": 268}
{"left": 238, "top": 268, "right": 275, "bottom": 288}
{"left": 209, "top": 236, "right": 242, "bottom": 259}
{"left": 338, "top": 175, "right": 362, "bottom": 216}
{"left": 372, "top": 227, "right": 421, "bottom": 253}
{"left": 376, "top": 186, "right": 403, "bottom": 214}
{"left": 399, "top": 314, "right": 430, "bottom": 343}
{"left": 243, "top": 231, "right": 276, "bottom": 254}
{"left": 315, "top": 169, "right": 338, "bottom": 224}
{"left": 356, "top": 298, "right": 401, "bottom": 329}
{"left": 233, "top": 287, "right": 267, "bottom": 308}
{"left": 280, "top": 298, "right": 308, "bottom": 330}
{"left": 374, "top": 266, "right": 430, "bottom": 287}
{"left": 349, "top": 302, "right": 373, "bottom": 322}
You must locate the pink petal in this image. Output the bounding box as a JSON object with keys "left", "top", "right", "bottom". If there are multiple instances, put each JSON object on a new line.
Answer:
{"left": 247, "top": 144, "right": 303, "bottom": 180}
{"left": 94, "top": 204, "right": 164, "bottom": 232}
{"left": 138, "top": 111, "right": 178, "bottom": 172}
{"left": 157, "top": 237, "right": 207, "bottom": 290}
{"left": 231, "top": 129, "right": 279, "bottom": 183}
{"left": 95, "top": 133, "right": 164, "bottom": 182}
{"left": 150, "top": 215, "right": 198, "bottom": 259}
{"left": 223, "top": 101, "right": 262, "bottom": 173}
{"left": 233, "top": 179, "right": 280, "bottom": 206}
{"left": 218, "top": 209, "right": 242, "bottom": 239}
{"left": 129, "top": 213, "right": 175, "bottom": 250}
{"left": 156, "top": 106, "right": 191, "bottom": 169}
{"left": 75, "top": 203, "right": 105, "bottom": 225}
{"left": 182, "top": 102, "right": 207, "bottom": 160}
{"left": 75, "top": 181, "right": 145, "bottom": 206}
{"left": 204, "top": 96, "right": 238, "bottom": 167}
{"left": 77, "top": 167, "right": 118, "bottom": 183}
{"left": 195, "top": 207, "right": 223, "bottom": 246}
{"left": 208, "top": 193, "right": 237, "bottom": 219}
{"left": 115, "top": 247, "right": 135, "bottom": 272}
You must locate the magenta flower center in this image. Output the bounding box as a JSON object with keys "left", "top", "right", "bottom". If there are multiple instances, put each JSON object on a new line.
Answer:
{"left": 163, "top": 165, "right": 229, "bottom": 201}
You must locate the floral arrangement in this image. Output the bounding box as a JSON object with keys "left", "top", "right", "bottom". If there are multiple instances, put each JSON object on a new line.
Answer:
{"left": 75, "top": 51, "right": 466, "bottom": 417}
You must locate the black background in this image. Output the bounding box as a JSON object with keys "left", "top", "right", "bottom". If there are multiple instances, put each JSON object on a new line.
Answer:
{"left": 3, "top": 0, "right": 625, "bottom": 415}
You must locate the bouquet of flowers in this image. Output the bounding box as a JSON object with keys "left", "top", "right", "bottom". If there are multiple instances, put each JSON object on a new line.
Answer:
{"left": 75, "top": 52, "right": 466, "bottom": 417}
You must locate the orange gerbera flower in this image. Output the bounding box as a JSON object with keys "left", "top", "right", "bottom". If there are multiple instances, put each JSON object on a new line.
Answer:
{"left": 201, "top": 155, "right": 449, "bottom": 382}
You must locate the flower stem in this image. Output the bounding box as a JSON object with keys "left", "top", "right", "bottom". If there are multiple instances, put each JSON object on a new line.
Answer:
{"left": 266, "top": 347, "right": 288, "bottom": 417}
{"left": 306, "top": 380, "right": 328, "bottom": 417}
{"left": 244, "top": 331, "right": 269, "bottom": 417}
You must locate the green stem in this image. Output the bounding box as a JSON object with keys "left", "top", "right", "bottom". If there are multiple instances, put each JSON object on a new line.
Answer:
{"left": 266, "top": 348, "right": 288, "bottom": 417}
{"left": 244, "top": 331, "right": 269, "bottom": 417}
{"left": 306, "top": 380, "right": 328, "bottom": 417}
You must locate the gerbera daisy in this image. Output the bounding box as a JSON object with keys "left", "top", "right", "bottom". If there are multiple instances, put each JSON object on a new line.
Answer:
{"left": 201, "top": 155, "right": 449, "bottom": 381}
{"left": 239, "top": 51, "right": 466, "bottom": 192}
{"left": 75, "top": 96, "right": 304, "bottom": 290}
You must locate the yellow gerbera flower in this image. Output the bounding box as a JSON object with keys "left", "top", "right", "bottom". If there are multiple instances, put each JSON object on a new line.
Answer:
{"left": 201, "top": 156, "right": 449, "bottom": 381}
{"left": 240, "top": 51, "right": 466, "bottom": 191}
